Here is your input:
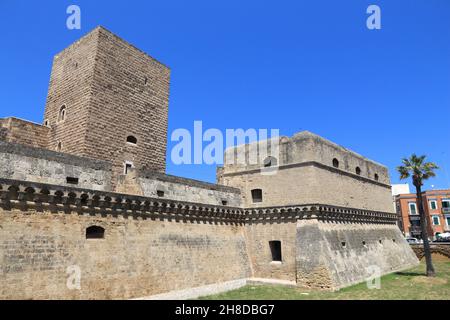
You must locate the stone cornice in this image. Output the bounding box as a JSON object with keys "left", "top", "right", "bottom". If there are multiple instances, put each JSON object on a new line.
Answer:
{"left": 0, "top": 178, "right": 397, "bottom": 225}
{"left": 222, "top": 161, "right": 391, "bottom": 189}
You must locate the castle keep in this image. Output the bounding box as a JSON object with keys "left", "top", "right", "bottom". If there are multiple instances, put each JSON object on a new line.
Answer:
{"left": 0, "top": 26, "right": 418, "bottom": 299}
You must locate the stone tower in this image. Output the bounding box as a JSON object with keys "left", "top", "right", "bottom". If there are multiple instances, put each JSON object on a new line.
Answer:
{"left": 43, "top": 26, "right": 170, "bottom": 186}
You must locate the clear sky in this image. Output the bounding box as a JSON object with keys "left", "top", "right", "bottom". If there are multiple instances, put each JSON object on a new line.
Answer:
{"left": 0, "top": 0, "right": 449, "bottom": 191}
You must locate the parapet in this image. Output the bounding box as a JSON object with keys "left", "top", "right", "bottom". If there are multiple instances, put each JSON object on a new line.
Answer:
{"left": 0, "top": 141, "right": 112, "bottom": 191}
{"left": 222, "top": 130, "right": 390, "bottom": 185}
{"left": 116, "top": 168, "right": 242, "bottom": 207}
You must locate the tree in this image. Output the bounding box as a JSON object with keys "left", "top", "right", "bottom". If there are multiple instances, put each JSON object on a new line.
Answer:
{"left": 397, "top": 154, "right": 439, "bottom": 277}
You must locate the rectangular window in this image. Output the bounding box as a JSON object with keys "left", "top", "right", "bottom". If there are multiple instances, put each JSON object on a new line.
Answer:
{"left": 269, "top": 241, "right": 282, "bottom": 262}
{"left": 251, "top": 189, "right": 263, "bottom": 203}
{"left": 432, "top": 216, "right": 440, "bottom": 226}
{"left": 408, "top": 202, "right": 417, "bottom": 215}
{"left": 429, "top": 200, "right": 437, "bottom": 210}
{"left": 124, "top": 161, "right": 133, "bottom": 175}
{"left": 446, "top": 216, "right": 450, "bottom": 226}
{"left": 66, "top": 177, "right": 79, "bottom": 185}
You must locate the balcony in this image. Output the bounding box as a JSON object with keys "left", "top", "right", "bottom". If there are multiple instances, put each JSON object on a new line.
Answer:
{"left": 442, "top": 208, "right": 450, "bottom": 214}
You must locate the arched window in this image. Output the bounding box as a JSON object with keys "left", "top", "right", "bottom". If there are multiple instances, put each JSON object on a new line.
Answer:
{"left": 58, "top": 105, "right": 66, "bottom": 122}
{"left": 86, "top": 226, "right": 105, "bottom": 239}
{"left": 56, "top": 141, "right": 62, "bottom": 152}
{"left": 251, "top": 189, "right": 263, "bottom": 203}
{"left": 44, "top": 119, "right": 50, "bottom": 127}
{"left": 263, "top": 156, "right": 277, "bottom": 168}
{"left": 126, "top": 135, "right": 137, "bottom": 145}
{"left": 332, "top": 158, "right": 339, "bottom": 168}
{"left": 374, "top": 173, "right": 379, "bottom": 181}
{"left": 355, "top": 167, "right": 361, "bottom": 175}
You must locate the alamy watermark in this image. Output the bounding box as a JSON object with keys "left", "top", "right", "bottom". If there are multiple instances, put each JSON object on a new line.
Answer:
{"left": 367, "top": 4, "right": 381, "bottom": 30}
{"left": 170, "top": 121, "right": 280, "bottom": 174}
{"left": 66, "top": 265, "right": 81, "bottom": 290}
{"left": 366, "top": 265, "right": 381, "bottom": 289}
{"left": 66, "top": 5, "right": 81, "bottom": 30}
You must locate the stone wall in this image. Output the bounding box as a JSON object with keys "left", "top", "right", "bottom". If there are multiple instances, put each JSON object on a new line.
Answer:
{"left": 296, "top": 220, "right": 419, "bottom": 290}
{"left": 0, "top": 208, "right": 250, "bottom": 299}
{"left": 0, "top": 179, "right": 416, "bottom": 298}
{"left": 410, "top": 243, "right": 450, "bottom": 260}
{"left": 0, "top": 142, "right": 112, "bottom": 191}
{"left": 245, "top": 221, "right": 298, "bottom": 282}
{"left": 116, "top": 169, "right": 241, "bottom": 207}
{"left": 0, "top": 117, "right": 49, "bottom": 149}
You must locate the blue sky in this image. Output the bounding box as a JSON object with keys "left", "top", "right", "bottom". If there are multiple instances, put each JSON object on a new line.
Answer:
{"left": 0, "top": 0, "right": 449, "bottom": 190}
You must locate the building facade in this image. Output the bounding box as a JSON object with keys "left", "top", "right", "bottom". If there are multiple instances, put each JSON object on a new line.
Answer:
{"left": 395, "top": 189, "right": 450, "bottom": 239}
{"left": 0, "top": 26, "right": 418, "bottom": 299}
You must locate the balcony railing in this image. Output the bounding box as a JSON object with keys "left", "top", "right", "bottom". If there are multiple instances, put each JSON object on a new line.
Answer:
{"left": 442, "top": 207, "right": 450, "bottom": 214}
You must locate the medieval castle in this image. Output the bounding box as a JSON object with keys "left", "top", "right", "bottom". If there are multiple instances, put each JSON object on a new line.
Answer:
{"left": 0, "top": 26, "right": 418, "bottom": 299}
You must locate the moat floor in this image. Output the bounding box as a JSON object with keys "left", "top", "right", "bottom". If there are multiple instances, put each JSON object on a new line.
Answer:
{"left": 199, "top": 261, "right": 450, "bottom": 300}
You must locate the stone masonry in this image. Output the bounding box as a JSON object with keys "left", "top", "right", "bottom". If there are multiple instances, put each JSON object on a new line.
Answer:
{"left": 43, "top": 26, "right": 169, "bottom": 185}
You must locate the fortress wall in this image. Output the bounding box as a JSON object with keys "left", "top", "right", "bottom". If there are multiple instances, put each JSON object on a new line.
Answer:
{"left": 136, "top": 177, "right": 241, "bottom": 207}
{"left": 296, "top": 220, "right": 419, "bottom": 290}
{"left": 0, "top": 208, "right": 251, "bottom": 300}
{"left": 222, "top": 165, "right": 392, "bottom": 212}
{"left": 309, "top": 167, "right": 393, "bottom": 212}
{"left": 222, "top": 166, "right": 317, "bottom": 207}
{"left": 116, "top": 170, "right": 241, "bottom": 206}
{"left": 0, "top": 142, "right": 112, "bottom": 191}
{"left": 0, "top": 117, "right": 49, "bottom": 149}
{"left": 244, "top": 221, "right": 298, "bottom": 282}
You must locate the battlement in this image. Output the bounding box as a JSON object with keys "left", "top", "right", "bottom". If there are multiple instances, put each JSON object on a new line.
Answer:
{"left": 0, "top": 178, "right": 397, "bottom": 225}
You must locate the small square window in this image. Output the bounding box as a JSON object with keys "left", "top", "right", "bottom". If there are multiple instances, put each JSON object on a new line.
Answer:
{"left": 66, "top": 177, "right": 79, "bottom": 185}
{"left": 157, "top": 190, "right": 165, "bottom": 197}
{"left": 251, "top": 189, "right": 263, "bottom": 203}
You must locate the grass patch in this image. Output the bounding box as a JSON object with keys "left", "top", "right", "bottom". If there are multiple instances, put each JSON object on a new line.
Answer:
{"left": 199, "top": 262, "right": 450, "bottom": 300}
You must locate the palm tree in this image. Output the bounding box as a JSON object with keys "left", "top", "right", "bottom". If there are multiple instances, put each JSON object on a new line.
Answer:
{"left": 397, "top": 154, "right": 439, "bottom": 277}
